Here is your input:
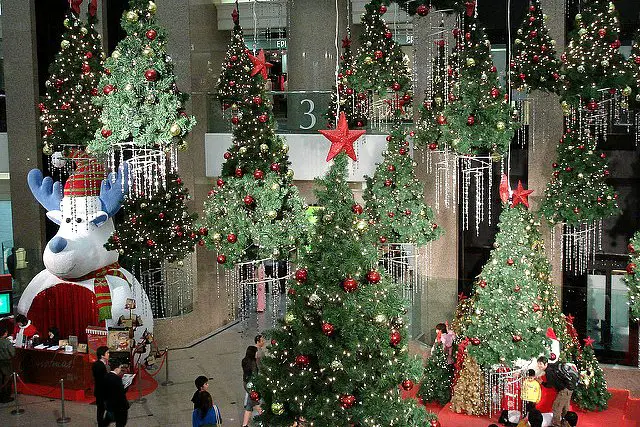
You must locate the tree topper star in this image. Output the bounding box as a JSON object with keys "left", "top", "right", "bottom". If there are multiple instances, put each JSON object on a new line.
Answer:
{"left": 248, "top": 49, "right": 273, "bottom": 80}
{"left": 342, "top": 36, "right": 352, "bottom": 49}
{"left": 319, "top": 112, "right": 366, "bottom": 162}
{"left": 583, "top": 336, "right": 595, "bottom": 347}
{"left": 511, "top": 180, "right": 534, "bottom": 208}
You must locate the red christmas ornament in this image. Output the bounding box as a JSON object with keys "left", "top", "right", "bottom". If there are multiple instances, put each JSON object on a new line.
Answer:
{"left": 231, "top": 116, "right": 239, "bottom": 125}
{"left": 600, "top": 153, "right": 607, "bottom": 159}
{"left": 346, "top": 88, "right": 354, "bottom": 95}
{"left": 379, "top": 236, "right": 387, "bottom": 243}
{"left": 514, "top": 285, "right": 521, "bottom": 292}
{"left": 227, "top": 233, "right": 237, "bottom": 243}
{"left": 270, "top": 163, "right": 281, "bottom": 172}
{"left": 158, "top": 212, "right": 165, "bottom": 219}
{"left": 604, "top": 170, "right": 610, "bottom": 177}
{"left": 388, "top": 211, "right": 395, "bottom": 218}
{"left": 512, "top": 335, "right": 522, "bottom": 342}
{"left": 432, "top": 223, "right": 438, "bottom": 230}
{"left": 258, "top": 114, "right": 268, "bottom": 123}
{"left": 464, "top": 0, "right": 476, "bottom": 16}
{"left": 366, "top": 270, "right": 381, "bottom": 284}
{"left": 223, "top": 152, "right": 231, "bottom": 160}
{"left": 295, "top": 354, "right": 310, "bottom": 367}
{"left": 387, "top": 164, "right": 396, "bottom": 172}
{"left": 529, "top": 5, "right": 535, "bottom": 11}
{"left": 416, "top": 4, "right": 430, "bottom": 16}
{"left": 146, "top": 29, "right": 157, "bottom": 40}
{"left": 146, "top": 239, "right": 155, "bottom": 247}
{"left": 391, "top": 82, "right": 401, "bottom": 91}
{"left": 573, "top": 207, "right": 580, "bottom": 214}
{"left": 230, "top": 55, "right": 238, "bottom": 62}
{"left": 466, "top": 115, "right": 475, "bottom": 126}
{"left": 104, "top": 69, "right": 111, "bottom": 76}
{"left": 598, "top": 28, "right": 607, "bottom": 38}
{"left": 81, "top": 62, "right": 91, "bottom": 74}
{"left": 287, "top": 287, "right": 296, "bottom": 297}
{"left": 552, "top": 162, "right": 558, "bottom": 168}
{"left": 295, "top": 268, "right": 308, "bottom": 282}
{"left": 54, "top": 79, "right": 64, "bottom": 88}
{"left": 352, "top": 204, "right": 364, "bottom": 214}
{"left": 342, "top": 277, "right": 358, "bottom": 293}
{"left": 321, "top": 322, "right": 335, "bottom": 336}
{"left": 529, "top": 30, "right": 537, "bottom": 38}
{"left": 490, "top": 65, "right": 497, "bottom": 73}
{"left": 401, "top": 379, "right": 414, "bottom": 391}
{"left": 390, "top": 330, "right": 402, "bottom": 347}
{"left": 91, "top": 87, "right": 99, "bottom": 96}
{"left": 103, "top": 84, "right": 115, "bottom": 95}
{"left": 199, "top": 227, "right": 208, "bottom": 236}
{"left": 511, "top": 180, "right": 534, "bottom": 209}
{"left": 243, "top": 195, "right": 255, "bottom": 206}
{"left": 399, "top": 148, "right": 407, "bottom": 155}
{"left": 340, "top": 394, "right": 356, "bottom": 409}
{"left": 478, "top": 280, "right": 487, "bottom": 288}
{"left": 519, "top": 73, "right": 527, "bottom": 80}
{"left": 252, "top": 96, "right": 262, "bottom": 105}
{"left": 470, "top": 337, "right": 481, "bottom": 345}
{"left": 635, "top": 57, "right": 640, "bottom": 65}
{"left": 490, "top": 87, "right": 500, "bottom": 98}
{"left": 101, "top": 129, "right": 112, "bottom": 138}
{"left": 318, "top": 112, "right": 365, "bottom": 162}
{"left": 532, "top": 303, "right": 541, "bottom": 312}
{"left": 529, "top": 16, "right": 535, "bottom": 23}
{"left": 253, "top": 169, "right": 264, "bottom": 180}
{"left": 384, "top": 179, "right": 392, "bottom": 187}
{"left": 586, "top": 100, "right": 598, "bottom": 111}
{"left": 532, "top": 55, "right": 540, "bottom": 63}
{"left": 627, "top": 263, "right": 637, "bottom": 274}
{"left": 384, "top": 31, "right": 393, "bottom": 39}
{"left": 611, "top": 40, "right": 621, "bottom": 49}
{"left": 249, "top": 391, "right": 260, "bottom": 401}
{"left": 374, "top": 50, "right": 384, "bottom": 60}
{"left": 404, "top": 209, "right": 412, "bottom": 216}
{"left": 144, "top": 69, "right": 158, "bottom": 81}
{"left": 428, "top": 143, "right": 438, "bottom": 150}
{"left": 379, "top": 5, "right": 387, "bottom": 14}
{"left": 229, "top": 80, "right": 236, "bottom": 87}
{"left": 217, "top": 254, "right": 226, "bottom": 264}
{"left": 565, "top": 166, "right": 573, "bottom": 172}
{"left": 628, "top": 243, "right": 636, "bottom": 254}
{"left": 507, "top": 258, "right": 514, "bottom": 266}
{"left": 216, "top": 178, "right": 225, "bottom": 187}
{"left": 436, "top": 115, "right": 447, "bottom": 125}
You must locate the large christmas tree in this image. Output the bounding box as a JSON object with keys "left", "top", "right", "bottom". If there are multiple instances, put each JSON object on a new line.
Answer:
{"left": 561, "top": 0, "right": 631, "bottom": 106}
{"left": 325, "top": 35, "right": 368, "bottom": 129}
{"left": 465, "top": 184, "right": 551, "bottom": 367}
{"left": 573, "top": 337, "right": 611, "bottom": 411}
{"left": 105, "top": 172, "right": 202, "bottom": 265}
{"left": 351, "top": 0, "right": 412, "bottom": 104}
{"left": 511, "top": 0, "right": 562, "bottom": 94}
{"left": 625, "top": 232, "right": 640, "bottom": 321}
{"left": 418, "top": 345, "right": 453, "bottom": 405}
{"left": 254, "top": 151, "right": 435, "bottom": 426}
{"left": 539, "top": 129, "right": 618, "bottom": 226}
{"left": 40, "top": 4, "right": 104, "bottom": 155}
{"left": 88, "top": 0, "right": 196, "bottom": 155}
{"left": 363, "top": 127, "right": 441, "bottom": 245}
{"left": 202, "top": 50, "right": 307, "bottom": 266}
{"left": 627, "top": 29, "right": 640, "bottom": 106}
{"left": 436, "top": 13, "right": 516, "bottom": 156}
{"left": 215, "top": 8, "right": 252, "bottom": 108}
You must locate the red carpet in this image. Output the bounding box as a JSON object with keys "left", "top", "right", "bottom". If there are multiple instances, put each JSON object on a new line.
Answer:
{"left": 430, "top": 389, "right": 640, "bottom": 427}
{"left": 16, "top": 367, "right": 158, "bottom": 403}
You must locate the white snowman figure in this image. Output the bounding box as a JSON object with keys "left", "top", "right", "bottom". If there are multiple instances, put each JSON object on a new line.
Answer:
{"left": 18, "top": 153, "right": 153, "bottom": 345}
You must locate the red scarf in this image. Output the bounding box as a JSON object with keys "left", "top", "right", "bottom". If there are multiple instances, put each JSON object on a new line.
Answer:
{"left": 75, "top": 262, "right": 129, "bottom": 321}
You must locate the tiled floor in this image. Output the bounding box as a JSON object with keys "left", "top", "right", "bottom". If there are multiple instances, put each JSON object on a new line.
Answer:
{"left": 1, "top": 314, "right": 639, "bottom": 426}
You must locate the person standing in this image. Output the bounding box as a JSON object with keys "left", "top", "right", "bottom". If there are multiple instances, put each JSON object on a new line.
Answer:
{"left": 537, "top": 356, "right": 573, "bottom": 427}
{"left": 104, "top": 363, "right": 130, "bottom": 426}
{"left": 191, "top": 375, "right": 209, "bottom": 410}
{"left": 0, "top": 326, "right": 15, "bottom": 403}
{"left": 241, "top": 345, "right": 261, "bottom": 427}
{"left": 92, "top": 346, "right": 110, "bottom": 426}
{"left": 191, "top": 390, "right": 222, "bottom": 426}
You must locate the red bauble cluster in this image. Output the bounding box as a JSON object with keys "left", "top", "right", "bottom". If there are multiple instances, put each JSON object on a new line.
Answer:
{"left": 340, "top": 394, "right": 356, "bottom": 409}
{"left": 321, "top": 322, "right": 335, "bottom": 336}
{"left": 295, "top": 354, "right": 310, "bottom": 367}
{"left": 295, "top": 268, "right": 308, "bottom": 282}
{"left": 342, "top": 277, "right": 358, "bottom": 293}
{"left": 390, "top": 330, "right": 402, "bottom": 347}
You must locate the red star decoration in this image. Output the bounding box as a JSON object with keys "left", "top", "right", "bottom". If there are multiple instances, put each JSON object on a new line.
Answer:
{"left": 248, "top": 49, "right": 273, "bottom": 80}
{"left": 231, "top": 8, "right": 239, "bottom": 24}
{"left": 319, "top": 112, "right": 366, "bottom": 162}
{"left": 458, "top": 292, "right": 467, "bottom": 301}
{"left": 510, "top": 180, "right": 534, "bottom": 208}
{"left": 566, "top": 314, "right": 575, "bottom": 324}
{"left": 583, "top": 336, "right": 595, "bottom": 347}
{"left": 342, "top": 36, "right": 352, "bottom": 49}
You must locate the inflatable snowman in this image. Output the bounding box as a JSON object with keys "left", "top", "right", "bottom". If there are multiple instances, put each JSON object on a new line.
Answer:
{"left": 17, "top": 154, "right": 153, "bottom": 344}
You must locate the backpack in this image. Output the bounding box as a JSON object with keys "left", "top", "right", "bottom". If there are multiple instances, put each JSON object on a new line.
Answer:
{"left": 557, "top": 362, "right": 579, "bottom": 391}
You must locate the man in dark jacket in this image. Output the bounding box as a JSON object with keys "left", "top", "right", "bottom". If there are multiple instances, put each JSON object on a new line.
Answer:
{"left": 92, "top": 346, "right": 110, "bottom": 426}
{"left": 104, "top": 363, "right": 130, "bottom": 426}
{"left": 537, "top": 356, "right": 572, "bottom": 427}
{"left": 0, "top": 326, "right": 15, "bottom": 403}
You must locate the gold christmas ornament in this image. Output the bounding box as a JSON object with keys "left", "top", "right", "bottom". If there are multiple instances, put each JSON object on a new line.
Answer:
{"left": 61, "top": 40, "right": 70, "bottom": 49}
{"left": 126, "top": 11, "right": 139, "bottom": 22}
{"left": 148, "top": 1, "right": 157, "bottom": 14}
{"left": 170, "top": 123, "right": 182, "bottom": 136}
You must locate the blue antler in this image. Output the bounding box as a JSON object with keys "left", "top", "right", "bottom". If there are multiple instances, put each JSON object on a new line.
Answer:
{"left": 100, "top": 163, "right": 129, "bottom": 217}
{"left": 28, "top": 169, "right": 63, "bottom": 212}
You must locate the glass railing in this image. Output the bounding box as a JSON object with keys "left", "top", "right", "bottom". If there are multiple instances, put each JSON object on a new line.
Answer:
{"left": 206, "top": 91, "right": 415, "bottom": 135}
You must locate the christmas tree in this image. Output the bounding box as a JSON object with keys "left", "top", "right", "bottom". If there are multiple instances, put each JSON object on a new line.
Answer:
{"left": 573, "top": 337, "right": 611, "bottom": 411}
{"left": 539, "top": 129, "right": 618, "bottom": 226}
{"left": 88, "top": 0, "right": 196, "bottom": 155}
{"left": 450, "top": 351, "right": 484, "bottom": 415}
{"left": 627, "top": 29, "right": 640, "bottom": 106}
{"left": 254, "top": 151, "right": 434, "bottom": 426}
{"left": 202, "top": 50, "right": 307, "bottom": 266}
{"left": 625, "top": 232, "right": 640, "bottom": 321}
{"left": 40, "top": 3, "right": 104, "bottom": 155}
{"left": 436, "top": 12, "right": 516, "bottom": 156}
{"left": 215, "top": 8, "right": 253, "bottom": 108}
{"left": 561, "top": 0, "right": 631, "bottom": 106}
{"left": 105, "top": 172, "right": 202, "bottom": 265}
{"left": 363, "top": 126, "right": 441, "bottom": 245}
{"left": 451, "top": 294, "right": 474, "bottom": 338}
{"left": 511, "top": 0, "right": 562, "bottom": 93}
{"left": 418, "top": 345, "right": 453, "bottom": 405}
{"left": 414, "top": 26, "right": 449, "bottom": 150}
{"left": 351, "top": 0, "right": 412, "bottom": 106}
{"left": 325, "top": 34, "right": 368, "bottom": 129}
{"left": 465, "top": 183, "right": 551, "bottom": 367}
